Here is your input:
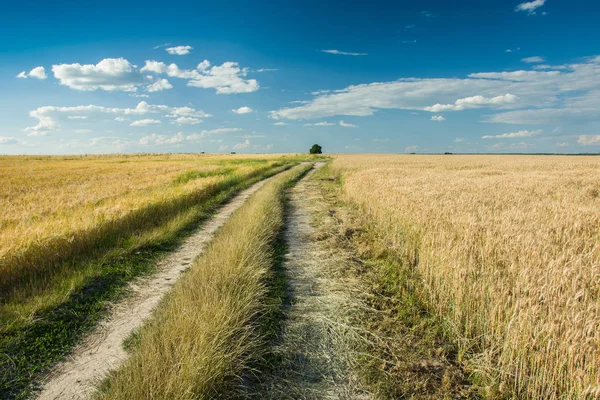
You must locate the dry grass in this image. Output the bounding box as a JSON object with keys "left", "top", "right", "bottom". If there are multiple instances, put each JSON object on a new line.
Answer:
{"left": 97, "top": 163, "right": 312, "bottom": 400}
{"left": 330, "top": 155, "right": 600, "bottom": 399}
{"left": 0, "top": 154, "right": 295, "bottom": 326}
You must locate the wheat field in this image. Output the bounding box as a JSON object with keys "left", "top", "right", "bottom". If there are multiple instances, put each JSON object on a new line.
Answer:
{"left": 0, "top": 154, "right": 293, "bottom": 324}
{"left": 330, "top": 155, "right": 600, "bottom": 399}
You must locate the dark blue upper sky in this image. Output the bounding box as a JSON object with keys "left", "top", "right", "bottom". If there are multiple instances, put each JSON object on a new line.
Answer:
{"left": 2, "top": 0, "right": 600, "bottom": 153}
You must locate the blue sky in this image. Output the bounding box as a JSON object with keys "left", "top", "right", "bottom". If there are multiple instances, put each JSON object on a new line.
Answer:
{"left": 1, "top": 0, "right": 600, "bottom": 154}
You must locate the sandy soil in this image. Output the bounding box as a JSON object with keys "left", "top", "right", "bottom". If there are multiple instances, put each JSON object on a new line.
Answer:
{"left": 37, "top": 175, "right": 279, "bottom": 400}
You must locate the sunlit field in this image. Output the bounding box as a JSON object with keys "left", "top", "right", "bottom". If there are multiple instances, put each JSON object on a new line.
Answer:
{"left": 330, "top": 155, "right": 600, "bottom": 398}
{"left": 0, "top": 154, "right": 296, "bottom": 324}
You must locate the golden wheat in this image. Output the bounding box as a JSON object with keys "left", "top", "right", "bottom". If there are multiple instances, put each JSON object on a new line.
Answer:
{"left": 330, "top": 155, "right": 600, "bottom": 399}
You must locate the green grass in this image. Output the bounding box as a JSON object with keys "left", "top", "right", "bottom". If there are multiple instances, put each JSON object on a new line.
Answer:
{"left": 0, "top": 161, "right": 297, "bottom": 400}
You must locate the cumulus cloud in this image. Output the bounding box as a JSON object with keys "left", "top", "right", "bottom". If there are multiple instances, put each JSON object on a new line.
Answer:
{"left": 24, "top": 101, "right": 210, "bottom": 134}
{"left": 577, "top": 135, "right": 600, "bottom": 145}
{"left": 321, "top": 49, "right": 368, "bottom": 56}
{"left": 522, "top": 56, "right": 546, "bottom": 63}
{"left": 273, "top": 122, "right": 287, "bottom": 126}
{"left": 29, "top": 66, "right": 47, "bottom": 79}
{"left": 16, "top": 67, "right": 47, "bottom": 79}
{"left": 233, "top": 139, "right": 251, "bottom": 149}
{"left": 339, "top": 120, "right": 358, "bottom": 128}
{"left": 424, "top": 94, "right": 518, "bottom": 112}
{"left": 172, "top": 117, "right": 202, "bottom": 125}
{"left": 165, "top": 45, "right": 192, "bottom": 55}
{"left": 515, "top": 0, "right": 546, "bottom": 14}
{"left": 130, "top": 119, "right": 161, "bottom": 126}
{"left": 431, "top": 115, "right": 445, "bottom": 121}
{"left": 146, "top": 78, "right": 173, "bottom": 92}
{"left": 270, "top": 56, "right": 600, "bottom": 127}
{"left": 481, "top": 129, "right": 542, "bottom": 139}
{"left": 232, "top": 106, "right": 253, "bottom": 114}
{"left": 142, "top": 60, "right": 259, "bottom": 94}
{"left": 52, "top": 58, "right": 146, "bottom": 91}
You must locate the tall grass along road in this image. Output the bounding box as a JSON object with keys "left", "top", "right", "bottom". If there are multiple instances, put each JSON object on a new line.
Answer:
{"left": 96, "top": 163, "right": 313, "bottom": 400}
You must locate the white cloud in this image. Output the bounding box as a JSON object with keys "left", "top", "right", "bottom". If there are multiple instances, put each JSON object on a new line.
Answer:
{"left": 424, "top": 94, "right": 518, "bottom": 112}
{"left": 16, "top": 67, "right": 47, "bottom": 79}
{"left": 305, "top": 121, "right": 335, "bottom": 126}
{"left": 431, "top": 115, "right": 445, "bottom": 121}
{"left": 142, "top": 60, "right": 259, "bottom": 94}
{"left": 166, "top": 106, "right": 211, "bottom": 120}
{"left": 219, "top": 145, "right": 229, "bottom": 151}
{"left": 256, "top": 68, "right": 278, "bottom": 72}
{"left": 172, "top": 117, "right": 202, "bottom": 125}
{"left": 130, "top": 119, "right": 161, "bottom": 126}
{"left": 153, "top": 43, "right": 171, "bottom": 50}
{"left": 165, "top": 45, "right": 192, "bottom": 55}
{"left": 273, "top": 122, "right": 287, "bottom": 126}
{"left": 454, "top": 138, "right": 465, "bottom": 142}
{"left": 556, "top": 142, "right": 569, "bottom": 147}
{"left": 29, "top": 66, "right": 47, "bottom": 80}
{"left": 52, "top": 58, "right": 146, "bottom": 91}
{"left": 20, "top": 102, "right": 211, "bottom": 134}
{"left": 522, "top": 56, "right": 546, "bottom": 63}
{"left": 405, "top": 145, "right": 418, "bottom": 152}
{"left": 321, "top": 49, "right": 368, "bottom": 56}
{"left": 270, "top": 56, "right": 600, "bottom": 126}
{"left": 515, "top": 0, "right": 546, "bottom": 14}
{"left": 577, "top": 135, "right": 600, "bottom": 145}
{"left": 146, "top": 78, "right": 173, "bottom": 92}
{"left": 468, "top": 70, "right": 560, "bottom": 81}
{"left": 233, "top": 139, "right": 251, "bottom": 149}
{"left": 339, "top": 120, "right": 358, "bottom": 128}
{"left": 481, "top": 129, "right": 542, "bottom": 139}
{"left": 139, "top": 133, "right": 184, "bottom": 145}
{"left": 232, "top": 106, "right": 253, "bottom": 114}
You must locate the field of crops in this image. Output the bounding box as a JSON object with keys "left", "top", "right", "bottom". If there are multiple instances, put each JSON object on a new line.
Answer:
{"left": 330, "top": 155, "right": 600, "bottom": 398}
{"left": 0, "top": 153, "right": 303, "bottom": 397}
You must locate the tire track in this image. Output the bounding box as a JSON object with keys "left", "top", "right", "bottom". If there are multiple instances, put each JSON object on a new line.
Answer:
{"left": 37, "top": 172, "right": 285, "bottom": 400}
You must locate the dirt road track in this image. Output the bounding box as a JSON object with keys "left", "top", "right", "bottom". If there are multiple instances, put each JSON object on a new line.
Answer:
{"left": 38, "top": 173, "right": 283, "bottom": 400}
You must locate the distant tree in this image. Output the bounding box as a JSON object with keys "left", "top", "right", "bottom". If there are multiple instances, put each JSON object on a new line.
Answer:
{"left": 230, "top": 151, "right": 236, "bottom": 155}
{"left": 309, "top": 144, "right": 322, "bottom": 154}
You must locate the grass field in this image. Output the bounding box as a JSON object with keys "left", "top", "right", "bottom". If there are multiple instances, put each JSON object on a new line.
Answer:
{"left": 0, "top": 153, "right": 306, "bottom": 398}
{"left": 328, "top": 155, "right": 600, "bottom": 399}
